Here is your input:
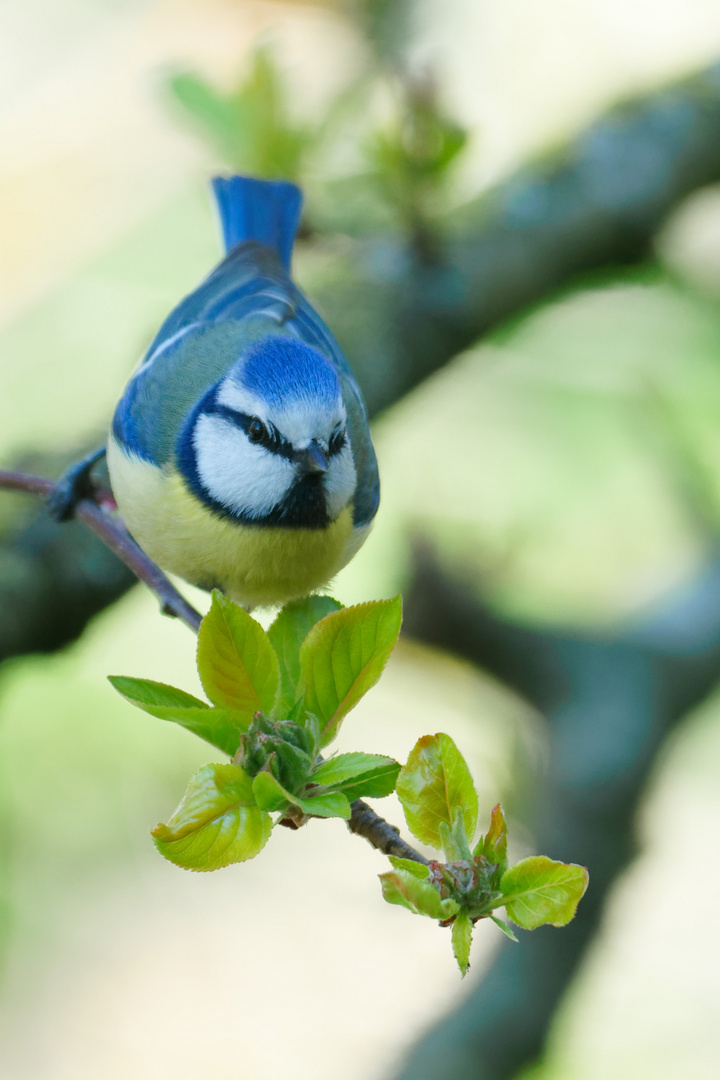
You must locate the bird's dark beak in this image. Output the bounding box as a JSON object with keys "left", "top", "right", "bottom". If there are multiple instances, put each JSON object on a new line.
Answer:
{"left": 297, "top": 441, "right": 328, "bottom": 476}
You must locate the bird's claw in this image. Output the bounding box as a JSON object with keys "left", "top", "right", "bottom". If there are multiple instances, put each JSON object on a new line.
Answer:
{"left": 47, "top": 447, "right": 107, "bottom": 522}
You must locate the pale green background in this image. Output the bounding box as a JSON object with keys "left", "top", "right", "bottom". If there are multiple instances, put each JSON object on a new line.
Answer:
{"left": 1, "top": 1, "right": 719, "bottom": 1078}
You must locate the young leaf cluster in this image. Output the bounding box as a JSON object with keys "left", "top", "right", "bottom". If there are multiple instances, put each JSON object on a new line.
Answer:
{"left": 167, "top": 45, "right": 312, "bottom": 180}
{"left": 164, "top": 41, "right": 469, "bottom": 245}
{"left": 366, "top": 73, "right": 467, "bottom": 236}
{"left": 110, "top": 592, "right": 588, "bottom": 976}
{"left": 110, "top": 591, "right": 403, "bottom": 871}
{"left": 381, "top": 734, "right": 589, "bottom": 976}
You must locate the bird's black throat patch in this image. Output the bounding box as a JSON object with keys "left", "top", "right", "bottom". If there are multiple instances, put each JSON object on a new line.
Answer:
{"left": 262, "top": 473, "right": 330, "bottom": 528}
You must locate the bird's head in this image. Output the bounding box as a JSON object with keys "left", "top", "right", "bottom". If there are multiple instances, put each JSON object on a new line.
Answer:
{"left": 177, "top": 335, "right": 357, "bottom": 527}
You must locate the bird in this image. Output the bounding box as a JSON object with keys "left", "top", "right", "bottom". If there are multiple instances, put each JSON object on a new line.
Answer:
{"left": 53, "top": 176, "right": 379, "bottom": 609}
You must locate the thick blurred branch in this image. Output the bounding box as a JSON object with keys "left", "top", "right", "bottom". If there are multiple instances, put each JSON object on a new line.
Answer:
{"left": 5, "top": 63, "right": 720, "bottom": 657}
{"left": 0, "top": 468, "right": 202, "bottom": 645}
{"left": 329, "top": 62, "right": 720, "bottom": 416}
{"left": 0, "top": 457, "right": 135, "bottom": 663}
{"left": 390, "top": 546, "right": 720, "bottom": 1080}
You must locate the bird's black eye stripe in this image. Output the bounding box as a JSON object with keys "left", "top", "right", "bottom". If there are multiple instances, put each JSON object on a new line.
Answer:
{"left": 211, "top": 404, "right": 293, "bottom": 457}
{"left": 329, "top": 428, "right": 346, "bottom": 456}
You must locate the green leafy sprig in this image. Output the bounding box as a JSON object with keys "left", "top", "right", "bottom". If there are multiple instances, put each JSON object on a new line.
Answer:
{"left": 381, "top": 733, "right": 589, "bottom": 975}
{"left": 110, "top": 591, "right": 588, "bottom": 974}
{"left": 365, "top": 71, "right": 467, "bottom": 243}
{"left": 165, "top": 40, "right": 468, "bottom": 249}
{"left": 168, "top": 44, "right": 312, "bottom": 180}
{"left": 110, "top": 591, "right": 403, "bottom": 870}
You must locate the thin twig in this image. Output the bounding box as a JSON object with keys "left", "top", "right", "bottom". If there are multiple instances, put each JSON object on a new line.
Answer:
{"left": 0, "top": 470, "right": 55, "bottom": 498}
{"left": 0, "top": 469, "right": 202, "bottom": 632}
{"left": 348, "top": 800, "right": 428, "bottom": 863}
{"left": 0, "top": 467, "right": 421, "bottom": 862}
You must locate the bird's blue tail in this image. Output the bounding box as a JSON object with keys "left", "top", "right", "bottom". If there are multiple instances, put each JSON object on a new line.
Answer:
{"left": 211, "top": 176, "right": 303, "bottom": 273}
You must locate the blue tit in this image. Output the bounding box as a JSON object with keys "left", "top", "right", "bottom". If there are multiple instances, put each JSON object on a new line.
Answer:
{"left": 105, "top": 175, "right": 379, "bottom": 609}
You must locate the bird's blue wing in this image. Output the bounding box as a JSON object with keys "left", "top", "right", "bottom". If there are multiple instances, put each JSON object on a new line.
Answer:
{"left": 141, "top": 243, "right": 297, "bottom": 363}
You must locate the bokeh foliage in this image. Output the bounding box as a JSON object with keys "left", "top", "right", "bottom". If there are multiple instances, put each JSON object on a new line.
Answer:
{"left": 2, "top": 0, "right": 720, "bottom": 1076}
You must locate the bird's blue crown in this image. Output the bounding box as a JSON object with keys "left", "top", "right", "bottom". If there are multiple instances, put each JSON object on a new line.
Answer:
{"left": 236, "top": 335, "right": 341, "bottom": 409}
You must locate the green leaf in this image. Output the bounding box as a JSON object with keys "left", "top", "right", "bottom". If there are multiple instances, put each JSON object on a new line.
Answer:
{"left": 474, "top": 803, "right": 509, "bottom": 875}
{"left": 251, "top": 772, "right": 351, "bottom": 819}
{"left": 196, "top": 591, "right": 279, "bottom": 715}
{"left": 108, "top": 676, "right": 248, "bottom": 756}
{"left": 302, "top": 712, "right": 323, "bottom": 751}
{"left": 330, "top": 767, "right": 400, "bottom": 801}
{"left": 251, "top": 771, "right": 291, "bottom": 813}
{"left": 379, "top": 869, "right": 459, "bottom": 920}
{"left": 489, "top": 915, "right": 519, "bottom": 943}
{"left": 228, "top": 44, "right": 310, "bottom": 179}
{"left": 300, "top": 791, "right": 352, "bottom": 819}
{"left": 499, "top": 857, "right": 589, "bottom": 930}
{"left": 299, "top": 596, "right": 402, "bottom": 747}
{"left": 451, "top": 909, "right": 473, "bottom": 976}
{"left": 268, "top": 596, "right": 342, "bottom": 716}
{"left": 439, "top": 808, "right": 472, "bottom": 861}
{"left": 396, "top": 733, "right": 478, "bottom": 850}
{"left": 152, "top": 764, "right": 272, "bottom": 871}
{"left": 167, "top": 46, "right": 312, "bottom": 179}
{"left": 311, "top": 751, "right": 391, "bottom": 786}
{"left": 311, "top": 753, "right": 400, "bottom": 799}
{"left": 387, "top": 856, "right": 430, "bottom": 879}
{"left": 109, "top": 676, "right": 207, "bottom": 713}
{"left": 168, "top": 72, "right": 240, "bottom": 152}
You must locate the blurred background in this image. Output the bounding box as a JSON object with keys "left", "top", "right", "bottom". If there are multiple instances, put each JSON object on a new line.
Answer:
{"left": 1, "top": 0, "right": 720, "bottom": 1077}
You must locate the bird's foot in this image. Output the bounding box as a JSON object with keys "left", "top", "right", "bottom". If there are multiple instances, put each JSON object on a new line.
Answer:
{"left": 47, "top": 446, "right": 107, "bottom": 521}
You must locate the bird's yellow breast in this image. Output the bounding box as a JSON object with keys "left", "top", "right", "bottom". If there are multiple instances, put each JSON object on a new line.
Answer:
{"left": 107, "top": 437, "right": 366, "bottom": 609}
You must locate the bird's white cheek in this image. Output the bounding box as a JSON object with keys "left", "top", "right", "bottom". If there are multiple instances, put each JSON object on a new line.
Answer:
{"left": 193, "top": 414, "right": 294, "bottom": 518}
{"left": 324, "top": 446, "right": 357, "bottom": 520}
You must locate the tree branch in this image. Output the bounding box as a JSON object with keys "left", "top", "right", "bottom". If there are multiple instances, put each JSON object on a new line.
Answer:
{"left": 325, "top": 62, "right": 720, "bottom": 419}
{"left": 0, "top": 470, "right": 202, "bottom": 633}
{"left": 348, "top": 799, "right": 428, "bottom": 863}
